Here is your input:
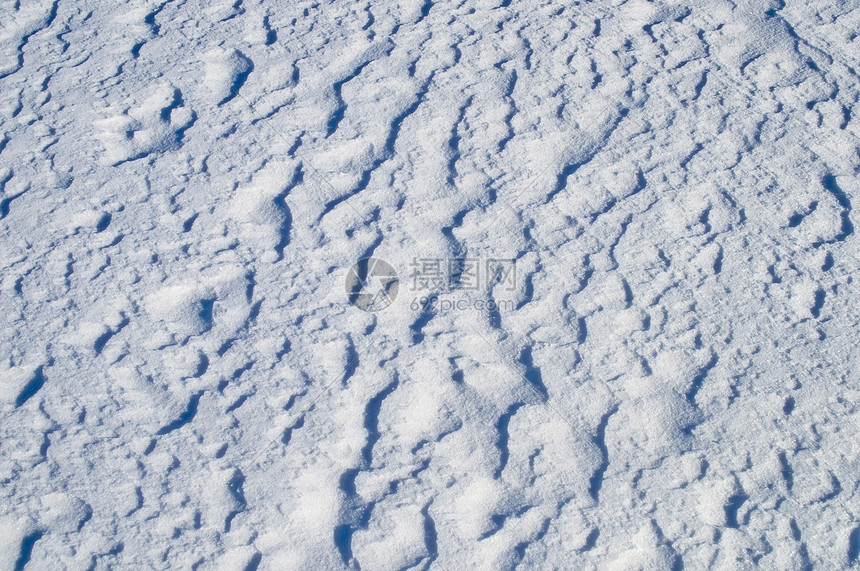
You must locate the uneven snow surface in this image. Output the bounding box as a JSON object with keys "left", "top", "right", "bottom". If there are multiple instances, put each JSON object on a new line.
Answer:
{"left": 1, "top": 0, "right": 859, "bottom": 568}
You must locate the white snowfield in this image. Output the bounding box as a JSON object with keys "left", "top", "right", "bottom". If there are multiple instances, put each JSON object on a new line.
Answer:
{"left": 1, "top": 0, "right": 858, "bottom": 568}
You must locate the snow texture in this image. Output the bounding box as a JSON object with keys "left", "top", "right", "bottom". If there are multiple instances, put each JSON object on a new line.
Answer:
{"left": 1, "top": 0, "right": 859, "bottom": 568}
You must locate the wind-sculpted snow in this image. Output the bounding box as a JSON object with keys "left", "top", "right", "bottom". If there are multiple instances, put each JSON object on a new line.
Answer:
{"left": 1, "top": 0, "right": 859, "bottom": 568}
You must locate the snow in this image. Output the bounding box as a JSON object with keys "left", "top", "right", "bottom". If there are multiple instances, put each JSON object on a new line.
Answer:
{"left": 1, "top": 0, "right": 859, "bottom": 568}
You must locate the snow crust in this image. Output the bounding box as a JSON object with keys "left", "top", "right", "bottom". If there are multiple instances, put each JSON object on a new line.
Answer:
{"left": 1, "top": 0, "right": 859, "bottom": 568}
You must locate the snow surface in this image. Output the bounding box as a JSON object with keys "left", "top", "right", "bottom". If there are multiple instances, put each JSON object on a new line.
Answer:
{"left": 1, "top": 0, "right": 859, "bottom": 568}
